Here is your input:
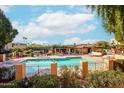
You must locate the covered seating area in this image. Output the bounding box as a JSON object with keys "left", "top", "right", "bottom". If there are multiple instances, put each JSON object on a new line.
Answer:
{"left": 54, "top": 47, "right": 78, "bottom": 55}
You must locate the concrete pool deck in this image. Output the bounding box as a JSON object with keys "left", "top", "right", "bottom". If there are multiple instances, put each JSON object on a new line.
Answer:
{"left": 10, "top": 55, "right": 104, "bottom": 63}
{"left": 0, "top": 55, "right": 111, "bottom": 77}
{"left": 2, "top": 54, "right": 121, "bottom": 68}
{"left": 82, "top": 55, "right": 104, "bottom": 62}
{"left": 0, "top": 55, "right": 83, "bottom": 66}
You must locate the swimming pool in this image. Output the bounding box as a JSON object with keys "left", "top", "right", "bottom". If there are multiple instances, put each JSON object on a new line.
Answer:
{"left": 21, "top": 57, "right": 103, "bottom": 75}
{"left": 22, "top": 57, "right": 83, "bottom": 68}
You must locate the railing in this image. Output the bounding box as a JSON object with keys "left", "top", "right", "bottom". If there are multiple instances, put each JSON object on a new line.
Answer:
{"left": 25, "top": 65, "right": 50, "bottom": 77}
{"left": 88, "top": 61, "right": 108, "bottom": 72}
{"left": 15, "top": 59, "right": 115, "bottom": 80}
{"left": 25, "top": 61, "right": 109, "bottom": 77}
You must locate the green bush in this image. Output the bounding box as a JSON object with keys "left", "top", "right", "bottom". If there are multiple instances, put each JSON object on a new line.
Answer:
{"left": 30, "top": 75, "right": 60, "bottom": 88}
{"left": 0, "top": 81, "right": 16, "bottom": 88}
{"left": 0, "top": 66, "right": 124, "bottom": 88}
{"left": 0, "top": 78, "right": 32, "bottom": 88}
{"left": 9, "top": 75, "right": 60, "bottom": 88}
{"left": 59, "top": 66, "right": 84, "bottom": 88}
{"left": 0, "top": 66, "right": 15, "bottom": 83}
{"left": 114, "top": 59, "right": 124, "bottom": 72}
{"left": 11, "top": 78, "right": 33, "bottom": 88}
{"left": 83, "top": 70, "right": 124, "bottom": 88}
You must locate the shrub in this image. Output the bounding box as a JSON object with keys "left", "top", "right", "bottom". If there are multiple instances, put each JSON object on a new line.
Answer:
{"left": 30, "top": 75, "right": 60, "bottom": 88}
{"left": 0, "top": 66, "right": 124, "bottom": 88}
{"left": 11, "top": 78, "right": 33, "bottom": 88}
{"left": 9, "top": 75, "right": 60, "bottom": 88}
{"left": 83, "top": 70, "right": 124, "bottom": 88}
{"left": 59, "top": 66, "right": 84, "bottom": 88}
{"left": 0, "top": 81, "right": 16, "bottom": 88}
{"left": 114, "top": 59, "right": 124, "bottom": 72}
{"left": 0, "top": 66, "right": 15, "bottom": 83}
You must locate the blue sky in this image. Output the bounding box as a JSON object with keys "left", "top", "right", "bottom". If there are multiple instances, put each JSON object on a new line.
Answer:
{"left": 1, "top": 5, "right": 113, "bottom": 45}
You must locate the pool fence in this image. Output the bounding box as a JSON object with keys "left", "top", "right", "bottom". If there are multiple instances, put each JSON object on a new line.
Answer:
{"left": 15, "top": 59, "right": 115, "bottom": 80}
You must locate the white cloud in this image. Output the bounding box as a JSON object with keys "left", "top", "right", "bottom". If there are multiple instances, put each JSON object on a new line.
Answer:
{"left": 12, "top": 21, "right": 27, "bottom": 43}
{"left": 0, "top": 5, "right": 12, "bottom": 12}
{"left": 64, "top": 37, "right": 99, "bottom": 45}
{"left": 82, "top": 39, "right": 99, "bottom": 44}
{"left": 12, "top": 11, "right": 96, "bottom": 44}
{"left": 68, "top": 5, "right": 76, "bottom": 9}
{"left": 79, "top": 7, "right": 92, "bottom": 14}
{"left": 32, "top": 40, "right": 48, "bottom": 45}
{"left": 12, "top": 21, "right": 20, "bottom": 29}
{"left": 64, "top": 37, "right": 83, "bottom": 45}
{"left": 37, "top": 12, "right": 94, "bottom": 28}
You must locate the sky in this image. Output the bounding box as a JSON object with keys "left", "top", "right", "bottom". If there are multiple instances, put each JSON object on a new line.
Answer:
{"left": 0, "top": 5, "right": 114, "bottom": 45}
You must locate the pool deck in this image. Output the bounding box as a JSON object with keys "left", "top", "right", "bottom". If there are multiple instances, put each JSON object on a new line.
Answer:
{"left": 0, "top": 55, "right": 111, "bottom": 76}
{"left": 1, "top": 54, "right": 120, "bottom": 68}
{"left": 83, "top": 55, "right": 104, "bottom": 62}
{"left": 0, "top": 55, "right": 83, "bottom": 67}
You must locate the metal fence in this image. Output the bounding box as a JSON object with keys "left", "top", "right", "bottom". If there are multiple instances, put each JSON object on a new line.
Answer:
{"left": 1, "top": 61, "right": 109, "bottom": 79}
{"left": 25, "top": 65, "right": 50, "bottom": 77}
{"left": 88, "top": 61, "right": 108, "bottom": 72}
{"left": 56, "top": 61, "right": 109, "bottom": 72}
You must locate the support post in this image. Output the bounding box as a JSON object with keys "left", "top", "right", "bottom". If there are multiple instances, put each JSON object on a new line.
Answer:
{"left": 109, "top": 59, "right": 114, "bottom": 70}
{"left": 51, "top": 62, "right": 57, "bottom": 75}
{"left": 80, "top": 61, "right": 88, "bottom": 78}
{"left": 15, "top": 64, "right": 26, "bottom": 80}
{"left": 0, "top": 54, "right": 6, "bottom": 62}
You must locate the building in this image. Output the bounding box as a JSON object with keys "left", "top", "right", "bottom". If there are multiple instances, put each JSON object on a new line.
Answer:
{"left": 54, "top": 46, "right": 77, "bottom": 55}
{"left": 4, "top": 42, "right": 105, "bottom": 56}
{"left": 12, "top": 43, "right": 27, "bottom": 49}
{"left": 76, "top": 44, "right": 92, "bottom": 54}
{"left": 4, "top": 43, "right": 27, "bottom": 50}
{"left": 32, "top": 48, "right": 49, "bottom": 56}
{"left": 76, "top": 44, "right": 105, "bottom": 54}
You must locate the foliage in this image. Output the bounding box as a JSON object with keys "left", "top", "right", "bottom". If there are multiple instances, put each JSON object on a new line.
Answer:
{"left": 9, "top": 75, "right": 60, "bottom": 88}
{"left": 0, "top": 66, "right": 15, "bottom": 83}
{"left": 11, "top": 78, "right": 33, "bottom": 88}
{"left": 94, "top": 41, "right": 110, "bottom": 48}
{"left": 83, "top": 70, "right": 124, "bottom": 88}
{"left": 114, "top": 59, "right": 124, "bottom": 72}
{"left": 14, "top": 48, "right": 23, "bottom": 52}
{"left": 58, "top": 66, "right": 84, "bottom": 88}
{"left": 27, "top": 44, "right": 74, "bottom": 55}
{"left": 0, "top": 9, "right": 18, "bottom": 50}
{"left": 6, "top": 48, "right": 33, "bottom": 57}
{"left": 87, "top": 6, "right": 124, "bottom": 43}
{"left": 27, "top": 44, "right": 73, "bottom": 50}
{"left": 0, "top": 80, "right": 18, "bottom": 88}
{"left": 0, "top": 78, "right": 33, "bottom": 88}
{"left": 30, "top": 75, "right": 60, "bottom": 88}
{"left": 27, "top": 44, "right": 44, "bottom": 50}
{"left": 0, "top": 66, "right": 124, "bottom": 88}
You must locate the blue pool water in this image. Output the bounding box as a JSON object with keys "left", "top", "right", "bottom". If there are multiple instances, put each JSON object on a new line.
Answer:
{"left": 21, "top": 57, "right": 97, "bottom": 74}
{"left": 23, "top": 57, "right": 83, "bottom": 67}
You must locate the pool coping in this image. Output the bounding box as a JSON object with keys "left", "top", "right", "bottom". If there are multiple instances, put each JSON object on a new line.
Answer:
{"left": 0, "top": 54, "right": 110, "bottom": 68}
{"left": 1, "top": 55, "right": 83, "bottom": 67}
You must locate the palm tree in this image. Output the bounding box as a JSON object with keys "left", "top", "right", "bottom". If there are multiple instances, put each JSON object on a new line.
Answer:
{"left": 87, "top": 6, "right": 124, "bottom": 43}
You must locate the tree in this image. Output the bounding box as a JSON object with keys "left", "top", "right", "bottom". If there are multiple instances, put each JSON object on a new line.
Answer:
{"left": 87, "top": 6, "right": 124, "bottom": 43}
{"left": 27, "top": 44, "right": 44, "bottom": 50}
{"left": 0, "top": 9, "right": 18, "bottom": 51}
{"left": 95, "top": 41, "right": 110, "bottom": 48}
